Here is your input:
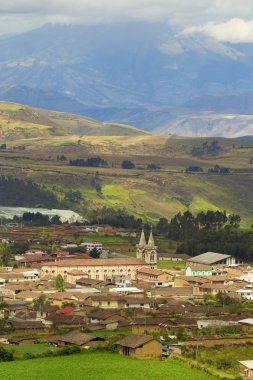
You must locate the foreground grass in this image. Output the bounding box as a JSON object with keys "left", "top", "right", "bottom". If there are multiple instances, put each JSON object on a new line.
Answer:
{"left": 0, "top": 351, "right": 218, "bottom": 380}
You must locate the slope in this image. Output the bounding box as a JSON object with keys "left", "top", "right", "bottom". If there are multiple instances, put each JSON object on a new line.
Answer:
{"left": 0, "top": 102, "right": 148, "bottom": 140}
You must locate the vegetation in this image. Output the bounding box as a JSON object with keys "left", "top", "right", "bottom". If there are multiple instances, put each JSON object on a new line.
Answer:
{"left": 89, "top": 207, "right": 142, "bottom": 229}
{"left": 0, "top": 177, "right": 60, "bottom": 208}
{"left": 121, "top": 160, "right": 135, "bottom": 169}
{"left": 55, "top": 275, "right": 64, "bottom": 291}
{"left": 0, "top": 351, "right": 219, "bottom": 380}
{"left": 70, "top": 157, "right": 108, "bottom": 167}
{"left": 155, "top": 210, "right": 253, "bottom": 261}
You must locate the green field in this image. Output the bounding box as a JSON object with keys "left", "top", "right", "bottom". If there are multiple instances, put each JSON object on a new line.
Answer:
{"left": 0, "top": 351, "right": 218, "bottom": 380}
{"left": 5, "top": 344, "right": 55, "bottom": 359}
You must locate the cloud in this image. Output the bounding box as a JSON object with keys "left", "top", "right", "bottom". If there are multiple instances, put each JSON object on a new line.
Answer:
{"left": 182, "top": 18, "right": 253, "bottom": 43}
{"left": 2, "top": 0, "right": 253, "bottom": 41}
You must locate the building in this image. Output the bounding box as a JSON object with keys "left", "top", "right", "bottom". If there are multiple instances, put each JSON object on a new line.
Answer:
{"left": 80, "top": 242, "right": 103, "bottom": 253}
{"left": 187, "top": 252, "right": 237, "bottom": 266}
{"left": 41, "top": 258, "right": 147, "bottom": 281}
{"left": 185, "top": 266, "right": 213, "bottom": 277}
{"left": 117, "top": 334, "right": 162, "bottom": 358}
{"left": 136, "top": 267, "right": 174, "bottom": 287}
{"left": 239, "top": 361, "right": 253, "bottom": 379}
{"left": 136, "top": 229, "right": 157, "bottom": 268}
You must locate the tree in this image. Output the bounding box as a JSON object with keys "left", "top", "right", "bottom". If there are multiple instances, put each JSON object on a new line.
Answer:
{"left": 121, "top": 160, "right": 135, "bottom": 169}
{"left": 0, "top": 244, "right": 12, "bottom": 266}
{"left": 55, "top": 275, "right": 64, "bottom": 291}
{"left": 89, "top": 247, "right": 101, "bottom": 259}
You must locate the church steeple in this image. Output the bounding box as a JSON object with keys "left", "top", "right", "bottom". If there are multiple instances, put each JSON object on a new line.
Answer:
{"left": 139, "top": 229, "right": 146, "bottom": 247}
{"left": 147, "top": 227, "right": 155, "bottom": 247}
{"left": 136, "top": 226, "right": 157, "bottom": 268}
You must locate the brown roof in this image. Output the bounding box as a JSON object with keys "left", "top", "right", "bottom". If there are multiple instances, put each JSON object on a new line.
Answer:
{"left": 91, "top": 311, "right": 122, "bottom": 320}
{"left": 76, "top": 278, "right": 103, "bottom": 286}
{"left": 133, "top": 317, "right": 169, "bottom": 325}
{"left": 45, "top": 313, "right": 86, "bottom": 325}
{"left": 137, "top": 268, "right": 165, "bottom": 276}
{"left": 117, "top": 334, "right": 154, "bottom": 348}
{"left": 59, "top": 330, "right": 104, "bottom": 345}
{"left": 41, "top": 258, "right": 146, "bottom": 267}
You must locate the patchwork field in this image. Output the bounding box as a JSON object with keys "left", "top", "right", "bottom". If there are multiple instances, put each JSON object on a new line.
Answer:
{"left": 0, "top": 351, "right": 218, "bottom": 380}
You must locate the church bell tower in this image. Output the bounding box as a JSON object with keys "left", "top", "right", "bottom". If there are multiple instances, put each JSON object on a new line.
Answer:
{"left": 136, "top": 227, "right": 157, "bottom": 268}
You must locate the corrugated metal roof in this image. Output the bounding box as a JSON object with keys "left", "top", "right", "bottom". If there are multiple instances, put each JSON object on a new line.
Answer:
{"left": 188, "top": 252, "right": 231, "bottom": 265}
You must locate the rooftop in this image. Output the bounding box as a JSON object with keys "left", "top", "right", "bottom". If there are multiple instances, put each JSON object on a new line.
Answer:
{"left": 188, "top": 252, "right": 231, "bottom": 265}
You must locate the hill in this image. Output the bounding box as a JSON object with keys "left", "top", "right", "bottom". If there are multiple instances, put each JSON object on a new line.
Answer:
{"left": 0, "top": 102, "right": 147, "bottom": 140}
{"left": 0, "top": 117, "right": 253, "bottom": 226}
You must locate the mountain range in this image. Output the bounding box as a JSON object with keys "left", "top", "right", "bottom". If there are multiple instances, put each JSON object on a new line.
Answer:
{"left": 1, "top": 22, "right": 253, "bottom": 137}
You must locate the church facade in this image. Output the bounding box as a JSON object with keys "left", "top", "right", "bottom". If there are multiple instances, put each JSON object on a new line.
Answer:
{"left": 136, "top": 229, "right": 158, "bottom": 268}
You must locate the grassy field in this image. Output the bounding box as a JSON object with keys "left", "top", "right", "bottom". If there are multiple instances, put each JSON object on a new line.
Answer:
{"left": 157, "top": 260, "right": 186, "bottom": 270}
{"left": 187, "top": 344, "right": 253, "bottom": 375}
{"left": 5, "top": 344, "right": 54, "bottom": 359}
{"left": 0, "top": 351, "right": 218, "bottom": 380}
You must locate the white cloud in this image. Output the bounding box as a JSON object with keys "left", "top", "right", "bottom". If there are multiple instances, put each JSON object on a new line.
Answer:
{"left": 183, "top": 18, "right": 253, "bottom": 43}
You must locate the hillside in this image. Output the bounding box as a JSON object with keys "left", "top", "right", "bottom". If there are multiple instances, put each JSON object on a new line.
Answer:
{"left": 0, "top": 102, "right": 147, "bottom": 140}
{"left": 153, "top": 112, "right": 253, "bottom": 138}
{"left": 0, "top": 118, "right": 253, "bottom": 226}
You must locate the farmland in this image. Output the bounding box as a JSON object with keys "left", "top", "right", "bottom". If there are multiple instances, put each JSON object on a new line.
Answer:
{"left": 0, "top": 351, "right": 218, "bottom": 380}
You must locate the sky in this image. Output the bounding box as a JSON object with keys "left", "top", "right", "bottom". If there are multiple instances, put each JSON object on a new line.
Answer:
{"left": 1, "top": 0, "right": 253, "bottom": 43}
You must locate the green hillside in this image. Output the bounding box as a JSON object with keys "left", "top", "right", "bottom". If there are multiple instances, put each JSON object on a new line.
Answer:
{"left": 0, "top": 102, "right": 253, "bottom": 226}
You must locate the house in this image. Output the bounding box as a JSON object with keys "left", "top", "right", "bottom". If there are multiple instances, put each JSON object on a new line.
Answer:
{"left": 58, "top": 330, "right": 105, "bottom": 348}
{"left": 238, "top": 319, "right": 253, "bottom": 332}
{"left": 117, "top": 334, "right": 162, "bottom": 358}
{"left": 136, "top": 268, "right": 174, "bottom": 287}
{"left": 239, "top": 361, "right": 253, "bottom": 379}
{"left": 131, "top": 317, "right": 169, "bottom": 335}
{"left": 90, "top": 310, "right": 125, "bottom": 324}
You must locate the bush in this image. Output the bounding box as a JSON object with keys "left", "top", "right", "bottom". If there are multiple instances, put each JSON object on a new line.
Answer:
{"left": 0, "top": 347, "right": 14, "bottom": 361}
{"left": 121, "top": 160, "right": 135, "bottom": 169}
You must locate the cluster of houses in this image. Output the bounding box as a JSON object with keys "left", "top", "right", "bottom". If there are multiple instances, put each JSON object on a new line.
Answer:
{"left": 0, "top": 227, "right": 253, "bottom": 374}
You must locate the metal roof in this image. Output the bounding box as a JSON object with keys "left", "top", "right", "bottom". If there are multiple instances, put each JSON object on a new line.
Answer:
{"left": 239, "top": 361, "right": 253, "bottom": 369}
{"left": 188, "top": 252, "right": 231, "bottom": 265}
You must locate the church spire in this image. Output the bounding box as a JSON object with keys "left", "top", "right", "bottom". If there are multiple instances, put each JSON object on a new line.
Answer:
{"left": 138, "top": 229, "right": 146, "bottom": 247}
{"left": 147, "top": 226, "right": 155, "bottom": 247}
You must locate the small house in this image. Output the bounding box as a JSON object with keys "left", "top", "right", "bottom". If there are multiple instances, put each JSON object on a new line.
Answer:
{"left": 239, "top": 361, "right": 253, "bottom": 379}
{"left": 117, "top": 334, "right": 162, "bottom": 359}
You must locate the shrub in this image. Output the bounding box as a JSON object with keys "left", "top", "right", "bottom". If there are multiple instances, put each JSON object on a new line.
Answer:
{"left": 0, "top": 347, "right": 14, "bottom": 361}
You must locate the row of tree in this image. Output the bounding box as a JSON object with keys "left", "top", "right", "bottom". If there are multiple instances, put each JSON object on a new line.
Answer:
{"left": 155, "top": 210, "right": 253, "bottom": 262}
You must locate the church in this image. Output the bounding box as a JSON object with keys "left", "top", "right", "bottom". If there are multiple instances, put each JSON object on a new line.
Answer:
{"left": 136, "top": 228, "right": 158, "bottom": 268}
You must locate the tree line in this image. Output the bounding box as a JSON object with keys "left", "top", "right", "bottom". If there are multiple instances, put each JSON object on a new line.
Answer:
{"left": 156, "top": 210, "right": 253, "bottom": 262}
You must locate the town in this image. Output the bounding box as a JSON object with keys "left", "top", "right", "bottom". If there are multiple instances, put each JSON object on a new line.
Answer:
{"left": 0, "top": 220, "right": 253, "bottom": 379}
